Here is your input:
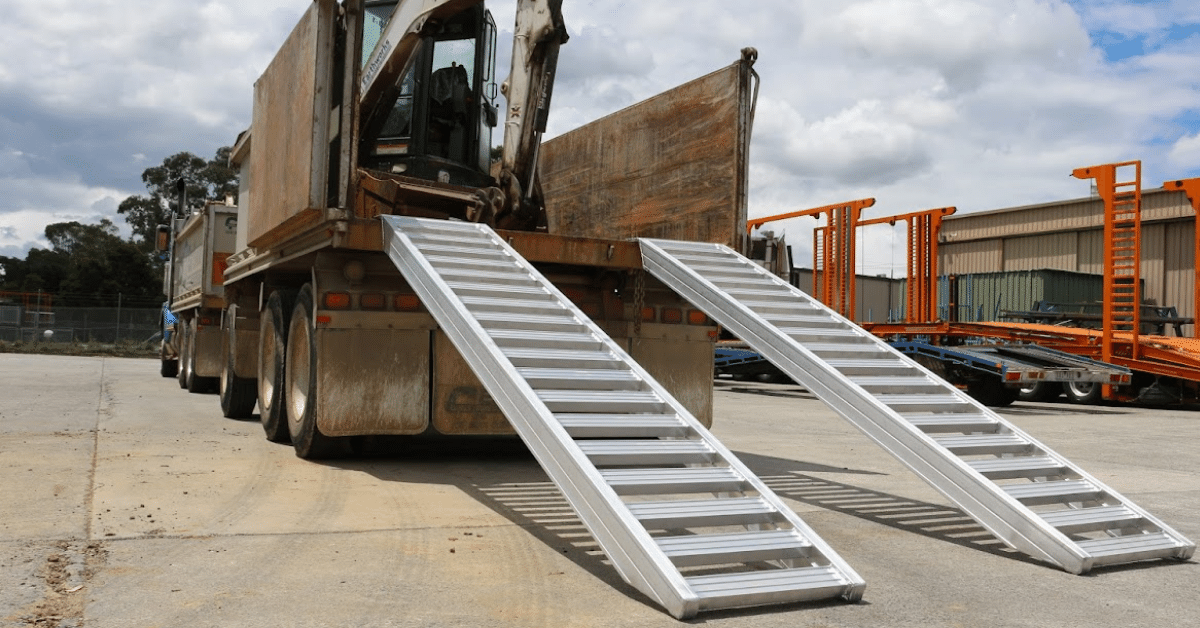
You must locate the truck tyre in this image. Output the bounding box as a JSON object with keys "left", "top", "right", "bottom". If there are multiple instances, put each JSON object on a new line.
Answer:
{"left": 177, "top": 319, "right": 190, "bottom": 389}
{"left": 1017, "top": 381, "right": 1059, "bottom": 402}
{"left": 1063, "top": 381, "right": 1103, "bottom": 404}
{"left": 286, "top": 284, "right": 348, "bottom": 459}
{"left": 259, "top": 290, "right": 294, "bottom": 443}
{"left": 220, "top": 305, "right": 258, "bottom": 419}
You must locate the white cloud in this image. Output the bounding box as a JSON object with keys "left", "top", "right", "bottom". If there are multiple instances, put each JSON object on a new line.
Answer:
{"left": 0, "top": 0, "right": 1196, "bottom": 280}
{"left": 1169, "top": 132, "right": 1200, "bottom": 167}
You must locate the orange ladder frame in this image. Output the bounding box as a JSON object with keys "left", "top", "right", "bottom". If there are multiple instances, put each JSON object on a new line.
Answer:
{"left": 858, "top": 207, "right": 956, "bottom": 322}
{"left": 1072, "top": 161, "right": 1143, "bottom": 368}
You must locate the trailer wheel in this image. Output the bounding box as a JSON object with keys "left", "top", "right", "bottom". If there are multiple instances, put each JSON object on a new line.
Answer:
{"left": 177, "top": 318, "right": 190, "bottom": 389}
{"left": 1063, "top": 381, "right": 1102, "bottom": 404}
{"left": 1017, "top": 381, "right": 1060, "bottom": 402}
{"left": 160, "top": 356, "right": 178, "bottom": 378}
{"left": 259, "top": 290, "right": 294, "bottom": 443}
{"left": 220, "top": 305, "right": 258, "bottom": 419}
{"left": 286, "top": 284, "right": 347, "bottom": 459}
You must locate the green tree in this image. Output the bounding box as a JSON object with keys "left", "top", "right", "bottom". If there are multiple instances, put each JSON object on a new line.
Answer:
{"left": 41, "top": 220, "right": 159, "bottom": 306}
{"left": 117, "top": 147, "right": 238, "bottom": 245}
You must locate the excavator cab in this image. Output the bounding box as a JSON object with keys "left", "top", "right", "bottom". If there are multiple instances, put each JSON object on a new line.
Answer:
{"left": 361, "top": 1, "right": 498, "bottom": 188}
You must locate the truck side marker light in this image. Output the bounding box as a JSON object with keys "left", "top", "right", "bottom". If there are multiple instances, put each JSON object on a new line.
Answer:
{"left": 324, "top": 292, "right": 351, "bottom": 309}
{"left": 661, "top": 307, "right": 683, "bottom": 324}
{"left": 687, "top": 310, "right": 707, "bottom": 325}
{"left": 640, "top": 306, "right": 656, "bottom": 322}
{"left": 394, "top": 294, "right": 421, "bottom": 311}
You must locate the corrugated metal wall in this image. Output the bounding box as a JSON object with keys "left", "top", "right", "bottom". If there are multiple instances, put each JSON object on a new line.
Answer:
{"left": 791, "top": 269, "right": 900, "bottom": 323}
{"left": 937, "top": 187, "right": 1197, "bottom": 325}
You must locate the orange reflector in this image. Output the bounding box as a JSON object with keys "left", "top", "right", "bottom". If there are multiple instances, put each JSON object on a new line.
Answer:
{"left": 316, "top": 315, "right": 332, "bottom": 327}
{"left": 687, "top": 310, "right": 707, "bottom": 325}
{"left": 661, "top": 308, "right": 683, "bottom": 324}
{"left": 324, "top": 292, "right": 351, "bottom": 309}
{"left": 1004, "top": 371, "right": 1021, "bottom": 382}
{"left": 641, "top": 307, "right": 655, "bottom": 322}
{"left": 394, "top": 294, "right": 421, "bottom": 311}
{"left": 360, "top": 293, "right": 386, "bottom": 310}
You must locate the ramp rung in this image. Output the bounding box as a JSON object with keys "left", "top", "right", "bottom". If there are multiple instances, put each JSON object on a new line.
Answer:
{"left": 518, "top": 367, "right": 644, "bottom": 390}
{"left": 538, "top": 390, "right": 666, "bottom": 413}
{"left": 903, "top": 413, "right": 1000, "bottom": 433}
{"left": 1039, "top": 506, "right": 1144, "bottom": 533}
{"left": 967, "top": 456, "right": 1067, "bottom": 479}
{"left": 656, "top": 530, "right": 812, "bottom": 566}
{"left": 555, "top": 413, "right": 688, "bottom": 438}
{"left": 780, "top": 327, "right": 862, "bottom": 338}
{"left": 445, "top": 281, "right": 552, "bottom": 298}
{"left": 501, "top": 347, "right": 622, "bottom": 369}
{"left": 489, "top": 329, "right": 603, "bottom": 350}
{"left": 474, "top": 311, "right": 580, "bottom": 331}
{"left": 628, "top": 497, "right": 778, "bottom": 528}
{"left": 576, "top": 439, "right": 717, "bottom": 465}
{"left": 932, "top": 434, "right": 1033, "bottom": 455}
{"left": 1075, "top": 532, "right": 1186, "bottom": 563}
{"left": 1002, "top": 480, "right": 1104, "bottom": 504}
{"left": 687, "top": 566, "right": 855, "bottom": 609}
{"left": 460, "top": 295, "right": 567, "bottom": 315}
{"left": 599, "top": 467, "right": 750, "bottom": 495}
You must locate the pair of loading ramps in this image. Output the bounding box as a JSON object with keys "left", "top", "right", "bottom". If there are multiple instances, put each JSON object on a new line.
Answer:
{"left": 382, "top": 216, "right": 1193, "bottom": 619}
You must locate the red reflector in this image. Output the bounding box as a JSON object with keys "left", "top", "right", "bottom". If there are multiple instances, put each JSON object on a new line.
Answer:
{"left": 687, "top": 310, "right": 707, "bottom": 325}
{"left": 661, "top": 308, "right": 683, "bottom": 324}
{"left": 640, "top": 307, "right": 655, "bottom": 322}
{"left": 360, "top": 293, "right": 386, "bottom": 310}
{"left": 316, "top": 315, "right": 332, "bottom": 327}
{"left": 324, "top": 292, "right": 351, "bottom": 309}
{"left": 394, "top": 294, "right": 420, "bottom": 311}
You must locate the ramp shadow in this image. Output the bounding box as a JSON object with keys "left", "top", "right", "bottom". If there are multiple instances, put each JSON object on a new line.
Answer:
{"left": 733, "top": 451, "right": 1038, "bottom": 566}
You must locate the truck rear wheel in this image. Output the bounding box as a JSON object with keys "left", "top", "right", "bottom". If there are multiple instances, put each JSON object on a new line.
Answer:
{"left": 286, "top": 284, "right": 347, "bottom": 459}
{"left": 1063, "top": 381, "right": 1102, "bottom": 404}
{"left": 220, "top": 305, "right": 258, "bottom": 419}
{"left": 966, "top": 376, "right": 1017, "bottom": 407}
{"left": 259, "top": 290, "right": 294, "bottom": 442}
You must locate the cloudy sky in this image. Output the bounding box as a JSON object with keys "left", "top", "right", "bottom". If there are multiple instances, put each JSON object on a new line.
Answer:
{"left": 1, "top": 0, "right": 1198, "bottom": 276}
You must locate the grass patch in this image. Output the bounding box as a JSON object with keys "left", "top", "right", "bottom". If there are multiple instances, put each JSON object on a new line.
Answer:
{"left": 0, "top": 339, "right": 158, "bottom": 358}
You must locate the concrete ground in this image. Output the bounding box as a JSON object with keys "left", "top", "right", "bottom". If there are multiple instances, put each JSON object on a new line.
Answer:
{"left": 1, "top": 353, "right": 1197, "bottom": 627}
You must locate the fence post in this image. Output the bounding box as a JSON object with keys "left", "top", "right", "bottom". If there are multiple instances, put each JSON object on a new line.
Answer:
{"left": 116, "top": 293, "right": 122, "bottom": 343}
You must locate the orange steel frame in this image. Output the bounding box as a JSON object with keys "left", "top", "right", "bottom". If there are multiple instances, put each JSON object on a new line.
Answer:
{"left": 865, "top": 161, "right": 1200, "bottom": 402}
{"left": 1164, "top": 177, "right": 1200, "bottom": 338}
{"left": 858, "top": 206, "right": 955, "bottom": 322}
{"left": 748, "top": 198, "right": 875, "bottom": 318}
{"left": 1072, "top": 161, "right": 1142, "bottom": 371}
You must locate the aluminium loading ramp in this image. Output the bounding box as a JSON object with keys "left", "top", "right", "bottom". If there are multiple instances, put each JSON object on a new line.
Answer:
{"left": 639, "top": 238, "right": 1194, "bottom": 574}
{"left": 380, "top": 216, "right": 865, "bottom": 619}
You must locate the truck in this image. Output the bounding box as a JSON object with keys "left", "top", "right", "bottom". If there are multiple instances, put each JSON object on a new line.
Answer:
{"left": 162, "top": 0, "right": 872, "bottom": 617}
{"left": 157, "top": 199, "right": 238, "bottom": 394}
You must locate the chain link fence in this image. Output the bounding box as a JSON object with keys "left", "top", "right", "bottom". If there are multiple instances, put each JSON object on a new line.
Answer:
{"left": 0, "top": 304, "right": 163, "bottom": 345}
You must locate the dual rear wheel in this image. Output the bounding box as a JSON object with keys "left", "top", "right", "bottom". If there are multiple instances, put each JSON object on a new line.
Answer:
{"left": 258, "top": 285, "right": 346, "bottom": 458}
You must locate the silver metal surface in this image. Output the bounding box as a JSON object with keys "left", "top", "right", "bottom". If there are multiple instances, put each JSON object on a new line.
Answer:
{"left": 640, "top": 237, "right": 1195, "bottom": 574}
{"left": 381, "top": 216, "right": 865, "bottom": 618}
